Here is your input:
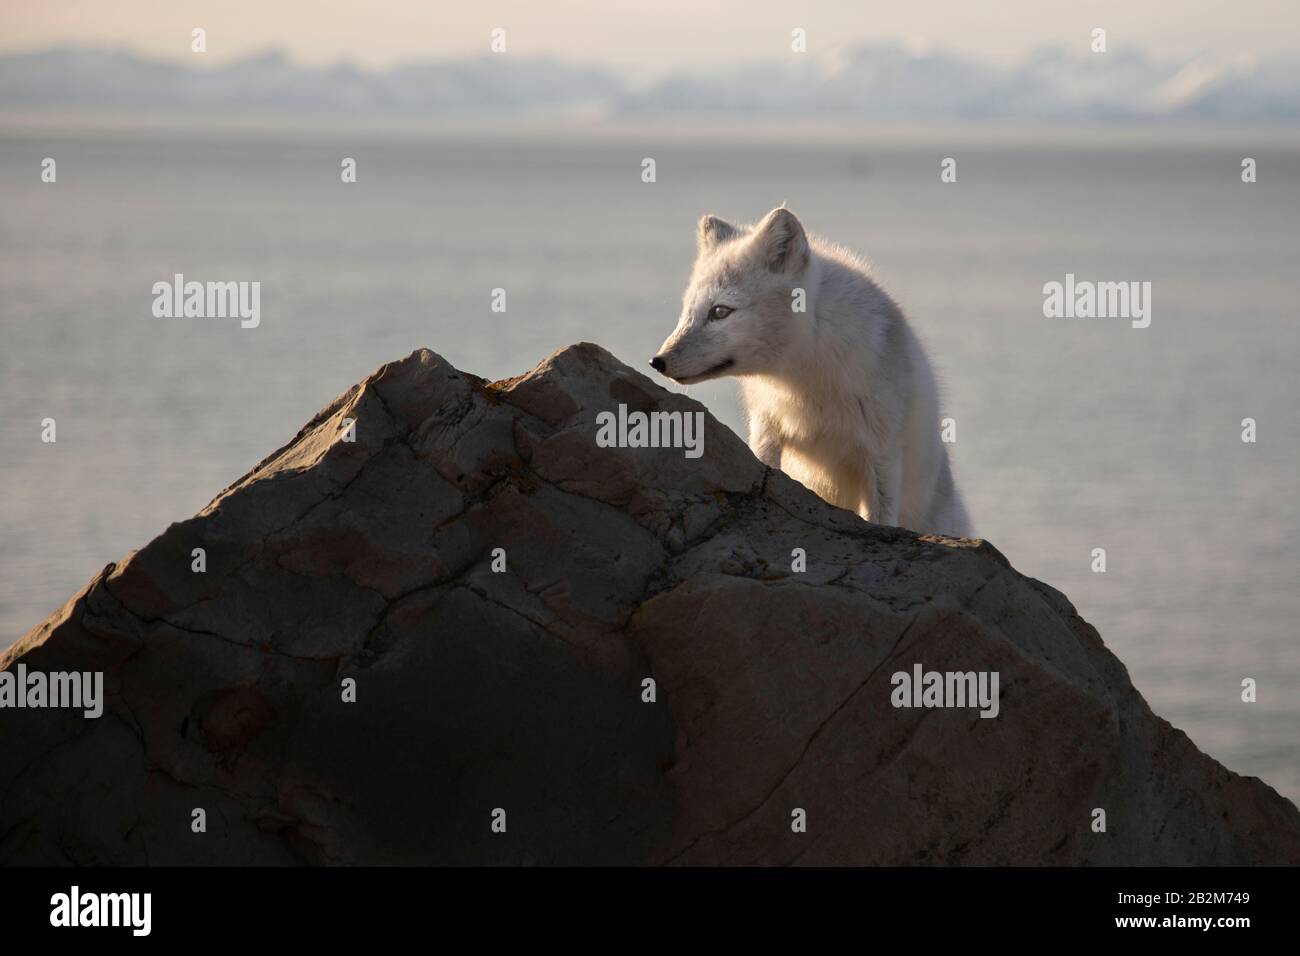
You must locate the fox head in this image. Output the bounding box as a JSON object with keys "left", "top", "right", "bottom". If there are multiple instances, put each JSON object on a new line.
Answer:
{"left": 651, "top": 206, "right": 810, "bottom": 384}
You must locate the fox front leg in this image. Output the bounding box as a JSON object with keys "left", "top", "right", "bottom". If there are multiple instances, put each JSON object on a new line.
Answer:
{"left": 748, "top": 417, "right": 783, "bottom": 468}
{"left": 864, "top": 457, "right": 902, "bottom": 526}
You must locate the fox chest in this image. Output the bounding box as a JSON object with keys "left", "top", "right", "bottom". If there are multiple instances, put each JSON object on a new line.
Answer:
{"left": 745, "top": 386, "right": 875, "bottom": 462}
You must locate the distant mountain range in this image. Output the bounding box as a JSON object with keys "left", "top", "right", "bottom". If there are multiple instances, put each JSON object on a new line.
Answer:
{"left": 2, "top": 44, "right": 1298, "bottom": 122}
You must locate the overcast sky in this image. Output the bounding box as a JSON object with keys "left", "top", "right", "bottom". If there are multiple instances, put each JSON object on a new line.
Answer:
{"left": 4, "top": 0, "right": 1298, "bottom": 73}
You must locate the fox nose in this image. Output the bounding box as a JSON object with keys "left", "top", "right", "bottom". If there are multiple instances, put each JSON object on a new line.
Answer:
{"left": 649, "top": 356, "right": 666, "bottom": 373}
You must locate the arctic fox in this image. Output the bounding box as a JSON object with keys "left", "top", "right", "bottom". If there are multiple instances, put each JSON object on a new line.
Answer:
{"left": 651, "top": 207, "right": 972, "bottom": 537}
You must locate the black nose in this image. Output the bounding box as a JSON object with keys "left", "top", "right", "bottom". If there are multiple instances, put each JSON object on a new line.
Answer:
{"left": 649, "top": 356, "right": 666, "bottom": 373}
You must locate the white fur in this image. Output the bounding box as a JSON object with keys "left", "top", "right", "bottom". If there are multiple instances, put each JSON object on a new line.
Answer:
{"left": 652, "top": 207, "right": 972, "bottom": 537}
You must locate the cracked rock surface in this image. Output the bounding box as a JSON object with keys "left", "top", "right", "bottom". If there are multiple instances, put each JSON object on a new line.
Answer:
{"left": 3, "top": 343, "right": 1298, "bottom": 865}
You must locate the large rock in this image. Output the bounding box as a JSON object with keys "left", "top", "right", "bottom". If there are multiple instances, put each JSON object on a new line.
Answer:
{"left": 2, "top": 344, "right": 1297, "bottom": 865}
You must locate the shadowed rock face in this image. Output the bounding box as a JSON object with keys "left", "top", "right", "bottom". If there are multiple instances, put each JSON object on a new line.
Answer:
{"left": 2, "top": 344, "right": 1297, "bottom": 866}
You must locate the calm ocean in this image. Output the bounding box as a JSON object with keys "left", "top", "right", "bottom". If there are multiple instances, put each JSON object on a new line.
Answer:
{"left": 1, "top": 125, "right": 1297, "bottom": 802}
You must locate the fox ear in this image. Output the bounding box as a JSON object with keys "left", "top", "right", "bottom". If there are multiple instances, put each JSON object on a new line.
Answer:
{"left": 697, "top": 214, "right": 739, "bottom": 250}
{"left": 751, "top": 207, "right": 808, "bottom": 274}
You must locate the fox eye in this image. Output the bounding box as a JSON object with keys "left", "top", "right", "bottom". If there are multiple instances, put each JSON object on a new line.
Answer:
{"left": 708, "top": 304, "right": 734, "bottom": 321}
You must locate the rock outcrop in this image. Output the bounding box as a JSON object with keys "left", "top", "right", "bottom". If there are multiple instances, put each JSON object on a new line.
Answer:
{"left": 3, "top": 344, "right": 1298, "bottom": 865}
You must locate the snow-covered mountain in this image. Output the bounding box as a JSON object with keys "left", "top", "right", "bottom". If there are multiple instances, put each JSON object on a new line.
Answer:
{"left": 1, "top": 44, "right": 1297, "bottom": 121}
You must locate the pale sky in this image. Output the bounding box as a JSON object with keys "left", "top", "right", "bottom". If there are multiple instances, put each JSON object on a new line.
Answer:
{"left": 3, "top": 0, "right": 1298, "bottom": 73}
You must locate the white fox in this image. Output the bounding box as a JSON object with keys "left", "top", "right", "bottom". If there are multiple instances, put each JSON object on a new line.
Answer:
{"left": 651, "top": 207, "right": 972, "bottom": 537}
